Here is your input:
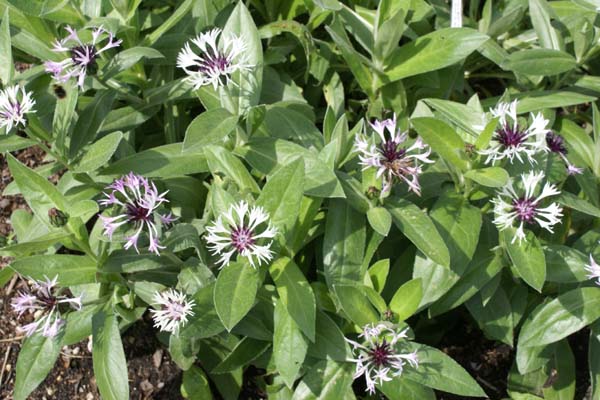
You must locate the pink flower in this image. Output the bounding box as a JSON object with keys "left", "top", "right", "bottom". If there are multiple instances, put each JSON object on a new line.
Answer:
{"left": 99, "top": 173, "right": 175, "bottom": 255}
{"left": 10, "top": 276, "right": 81, "bottom": 338}
{"left": 44, "top": 25, "right": 122, "bottom": 89}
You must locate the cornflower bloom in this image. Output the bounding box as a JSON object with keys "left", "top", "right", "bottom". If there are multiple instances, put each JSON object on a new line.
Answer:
{"left": 150, "top": 289, "right": 195, "bottom": 334}
{"left": 480, "top": 100, "right": 549, "bottom": 165}
{"left": 177, "top": 28, "right": 249, "bottom": 90}
{"left": 545, "top": 131, "right": 584, "bottom": 175}
{"left": 492, "top": 171, "right": 563, "bottom": 243}
{"left": 0, "top": 85, "right": 36, "bottom": 132}
{"left": 45, "top": 25, "right": 122, "bottom": 89}
{"left": 205, "top": 201, "right": 277, "bottom": 268}
{"left": 11, "top": 276, "right": 82, "bottom": 338}
{"left": 346, "top": 323, "right": 419, "bottom": 394}
{"left": 585, "top": 255, "right": 600, "bottom": 286}
{"left": 99, "top": 172, "right": 176, "bottom": 255}
{"left": 355, "top": 115, "right": 433, "bottom": 195}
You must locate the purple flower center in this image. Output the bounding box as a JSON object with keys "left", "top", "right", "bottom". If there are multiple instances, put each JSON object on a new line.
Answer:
{"left": 126, "top": 203, "right": 152, "bottom": 223}
{"left": 164, "top": 303, "right": 185, "bottom": 321}
{"left": 231, "top": 226, "right": 255, "bottom": 252}
{"left": 512, "top": 198, "right": 537, "bottom": 223}
{"left": 546, "top": 132, "right": 567, "bottom": 155}
{"left": 495, "top": 124, "right": 526, "bottom": 148}
{"left": 189, "top": 50, "right": 231, "bottom": 75}
{"left": 381, "top": 140, "right": 406, "bottom": 163}
{"left": 70, "top": 45, "right": 98, "bottom": 69}
{"left": 368, "top": 340, "right": 392, "bottom": 367}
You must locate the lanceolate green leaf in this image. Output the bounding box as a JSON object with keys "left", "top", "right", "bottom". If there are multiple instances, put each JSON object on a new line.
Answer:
{"left": 204, "top": 145, "right": 260, "bottom": 193}
{"left": 389, "top": 278, "right": 423, "bottom": 321}
{"left": 214, "top": 261, "right": 261, "bottom": 331}
{"left": 503, "top": 229, "right": 546, "bottom": 292}
{"left": 182, "top": 108, "right": 238, "bottom": 152}
{"left": 10, "top": 255, "right": 97, "bottom": 285}
{"left": 7, "top": 154, "right": 67, "bottom": 228}
{"left": 403, "top": 343, "right": 486, "bottom": 397}
{"left": 221, "top": 1, "right": 263, "bottom": 114}
{"left": 292, "top": 358, "right": 354, "bottom": 399}
{"left": 411, "top": 117, "right": 469, "bottom": 171}
{"left": 0, "top": 9, "right": 13, "bottom": 84}
{"left": 323, "top": 199, "right": 365, "bottom": 286}
{"left": 72, "top": 131, "right": 123, "bottom": 173}
{"left": 69, "top": 90, "right": 117, "bottom": 159}
{"left": 506, "top": 49, "right": 576, "bottom": 76}
{"left": 387, "top": 199, "right": 450, "bottom": 268}
{"left": 92, "top": 310, "right": 129, "bottom": 400}
{"left": 519, "top": 287, "right": 600, "bottom": 348}
{"left": 273, "top": 299, "right": 308, "bottom": 388}
{"left": 384, "top": 28, "right": 488, "bottom": 82}
{"left": 334, "top": 284, "right": 379, "bottom": 326}
{"left": 257, "top": 159, "right": 305, "bottom": 241}
{"left": 14, "top": 332, "right": 63, "bottom": 400}
{"left": 270, "top": 257, "right": 316, "bottom": 341}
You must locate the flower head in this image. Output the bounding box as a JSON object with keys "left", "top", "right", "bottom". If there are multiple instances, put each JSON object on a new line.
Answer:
{"left": 492, "top": 170, "right": 563, "bottom": 243}
{"left": 177, "top": 28, "right": 249, "bottom": 90}
{"left": 0, "top": 85, "right": 36, "bottom": 132}
{"left": 480, "top": 100, "right": 549, "bottom": 165}
{"left": 150, "top": 289, "right": 195, "bottom": 334}
{"left": 545, "top": 131, "right": 584, "bottom": 175}
{"left": 45, "top": 25, "right": 122, "bottom": 89}
{"left": 99, "top": 172, "right": 176, "bottom": 255}
{"left": 585, "top": 255, "right": 600, "bottom": 285}
{"left": 205, "top": 201, "right": 277, "bottom": 268}
{"left": 346, "top": 323, "right": 419, "bottom": 394}
{"left": 10, "top": 276, "right": 82, "bottom": 338}
{"left": 355, "top": 115, "right": 434, "bottom": 195}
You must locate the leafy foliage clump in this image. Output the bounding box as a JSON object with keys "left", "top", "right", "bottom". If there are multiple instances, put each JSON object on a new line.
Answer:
{"left": 1, "top": 0, "right": 600, "bottom": 399}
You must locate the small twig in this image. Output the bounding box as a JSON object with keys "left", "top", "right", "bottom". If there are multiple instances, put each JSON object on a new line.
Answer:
{"left": 5, "top": 274, "right": 18, "bottom": 297}
{"left": 60, "top": 352, "right": 91, "bottom": 359}
{"left": 0, "top": 336, "right": 24, "bottom": 343}
{"left": 476, "top": 375, "right": 500, "bottom": 394}
{"left": 0, "top": 343, "right": 12, "bottom": 386}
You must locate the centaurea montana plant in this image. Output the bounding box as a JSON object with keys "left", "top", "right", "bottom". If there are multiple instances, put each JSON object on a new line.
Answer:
{"left": 354, "top": 115, "right": 433, "bottom": 195}
{"left": 11, "top": 276, "right": 82, "bottom": 338}
{"left": 0, "top": 85, "right": 36, "bottom": 132}
{"left": 346, "top": 323, "right": 419, "bottom": 394}
{"left": 177, "top": 28, "right": 249, "bottom": 90}
{"left": 480, "top": 100, "right": 549, "bottom": 165}
{"left": 45, "top": 25, "right": 122, "bottom": 89}
{"left": 205, "top": 201, "right": 277, "bottom": 268}
{"left": 492, "top": 170, "right": 563, "bottom": 243}
{"left": 99, "top": 172, "right": 176, "bottom": 255}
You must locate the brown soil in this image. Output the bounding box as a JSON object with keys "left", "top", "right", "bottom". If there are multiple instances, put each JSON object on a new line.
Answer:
{"left": 0, "top": 280, "right": 184, "bottom": 399}
{"left": 436, "top": 318, "right": 513, "bottom": 400}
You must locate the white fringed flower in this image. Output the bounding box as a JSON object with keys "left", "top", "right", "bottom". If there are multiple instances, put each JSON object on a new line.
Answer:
{"left": 177, "top": 28, "right": 249, "bottom": 90}
{"left": 205, "top": 201, "right": 277, "bottom": 268}
{"left": 45, "top": 25, "right": 122, "bottom": 89}
{"left": 480, "top": 100, "right": 549, "bottom": 165}
{"left": 11, "top": 276, "right": 82, "bottom": 338}
{"left": 355, "top": 115, "right": 434, "bottom": 195}
{"left": 585, "top": 255, "right": 600, "bottom": 286}
{"left": 99, "top": 172, "right": 176, "bottom": 255}
{"left": 346, "top": 323, "right": 419, "bottom": 395}
{"left": 0, "top": 85, "right": 36, "bottom": 132}
{"left": 150, "top": 289, "right": 195, "bottom": 334}
{"left": 492, "top": 171, "right": 563, "bottom": 243}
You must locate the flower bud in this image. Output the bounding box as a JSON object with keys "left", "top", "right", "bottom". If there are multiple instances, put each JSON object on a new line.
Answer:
{"left": 48, "top": 208, "right": 69, "bottom": 227}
